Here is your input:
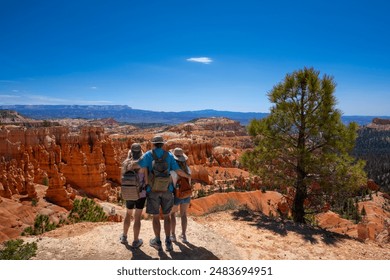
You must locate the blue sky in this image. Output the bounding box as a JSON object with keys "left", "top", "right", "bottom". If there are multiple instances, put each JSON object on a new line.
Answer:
{"left": 0, "top": 0, "right": 389, "bottom": 115}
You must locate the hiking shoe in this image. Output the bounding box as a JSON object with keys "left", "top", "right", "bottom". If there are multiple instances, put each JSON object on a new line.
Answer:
{"left": 165, "top": 239, "right": 173, "bottom": 251}
{"left": 131, "top": 239, "right": 143, "bottom": 248}
{"left": 120, "top": 234, "right": 128, "bottom": 244}
{"left": 149, "top": 238, "right": 162, "bottom": 251}
{"left": 180, "top": 234, "right": 188, "bottom": 243}
{"left": 170, "top": 234, "right": 176, "bottom": 242}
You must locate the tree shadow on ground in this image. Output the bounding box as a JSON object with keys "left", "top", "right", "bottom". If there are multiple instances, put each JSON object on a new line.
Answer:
{"left": 231, "top": 208, "right": 352, "bottom": 245}
{"left": 127, "top": 241, "right": 219, "bottom": 260}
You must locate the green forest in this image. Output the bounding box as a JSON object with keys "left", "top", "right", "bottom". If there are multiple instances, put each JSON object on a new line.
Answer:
{"left": 354, "top": 127, "right": 390, "bottom": 193}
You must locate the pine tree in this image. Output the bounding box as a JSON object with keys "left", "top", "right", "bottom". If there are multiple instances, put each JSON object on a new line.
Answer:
{"left": 242, "top": 67, "right": 367, "bottom": 223}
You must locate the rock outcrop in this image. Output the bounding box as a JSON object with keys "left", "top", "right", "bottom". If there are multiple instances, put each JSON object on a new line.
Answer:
{"left": 188, "top": 190, "right": 283, "bottom": 216}
{"left": 0, "top": 184, "right": 68, "bottom": 243}
{"left": 317, "top": 193, "right": 390, "bottom": 242}
{"left": 372, "top": 118, "right": 390, "bottom": 125}
{"left": 0, "top": 125, "right": 122, "bottom": 207}
{"left": 367, "top": 118, "right": 390, "bottom": 130}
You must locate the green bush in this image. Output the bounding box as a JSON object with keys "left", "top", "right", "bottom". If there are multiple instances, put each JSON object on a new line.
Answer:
{"left": 305, "top": 213, "right": 318, "bottom": 227}
{"left": 337, "top": 198, "right": 362, "bottom": 224}
{"left": 196, "top": 189, "right": 206, "bottom": 198}
{"left": 67, "top": 198, "right": 108, "bottom": 223}
{"left": 0, "top": 239, "right": 37, "bottom": 260}
{"left": 31, "top": 198, "right": 38, "bottom": 207}
{"left": 42, "top": 177, "right": 49, "bottom": 186}
{"left": 22, "top": 214, "right": 57, "bottom": 236}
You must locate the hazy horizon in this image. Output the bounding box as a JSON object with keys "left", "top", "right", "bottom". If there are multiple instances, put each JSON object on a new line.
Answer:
{"left": 2, "top": 104, "right": 390, "bottom": 118}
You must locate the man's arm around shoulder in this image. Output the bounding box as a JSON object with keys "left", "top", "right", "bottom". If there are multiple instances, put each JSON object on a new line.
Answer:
{"left": 176, "top": 169, "right": 191, "bottom": 179}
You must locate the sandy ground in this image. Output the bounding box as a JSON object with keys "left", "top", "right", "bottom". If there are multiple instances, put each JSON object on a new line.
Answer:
{"left": 22, "top": 209, "right": 390, "bottom": 260}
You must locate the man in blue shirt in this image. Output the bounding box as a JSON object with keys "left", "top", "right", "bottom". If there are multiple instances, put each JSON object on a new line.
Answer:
{"left": 137, "top": 135, "right": 191, "bottom": 251}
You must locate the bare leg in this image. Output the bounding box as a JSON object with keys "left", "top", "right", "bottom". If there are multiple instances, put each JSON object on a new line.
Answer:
{"left": 152, "top": 214, "right": 161, "bottom": 239}
{"left": 133, "top": 208, "right": 142, "bottom": 241}
{"left": 163, "top": 213, "right": 171, "bottom": 239}
{"left": 180, "top": 203, "right": 190, "bottom": 237}
{"left": 170, "top": 205, "right": 178, "bottom": 238}
{"left": 123, "top": 208, "right": 134, "bottom": 236}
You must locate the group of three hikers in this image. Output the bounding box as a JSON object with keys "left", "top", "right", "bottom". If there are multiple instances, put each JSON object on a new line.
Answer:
{"left": 119, "top": 135, "right": 192, "bottom": 251}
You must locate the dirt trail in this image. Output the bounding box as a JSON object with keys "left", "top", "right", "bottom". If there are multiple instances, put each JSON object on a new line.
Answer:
{"left": 23, "top": 210, "right": 390, "bottom": 260}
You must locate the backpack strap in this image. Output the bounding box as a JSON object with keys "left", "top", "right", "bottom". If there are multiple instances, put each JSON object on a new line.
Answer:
{"left": 152, "top": 150, "right": 168, "bottom": 160}
{"left": 151, "top": 150, "right": 156, "bottom": 160}
{"left": 161, "top": 150, "right": 168, "bottom": 160}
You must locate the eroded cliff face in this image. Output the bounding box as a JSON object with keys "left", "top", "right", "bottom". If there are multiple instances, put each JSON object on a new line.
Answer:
{"left": 0, "top": 125, "right": 122, "bottom": 209}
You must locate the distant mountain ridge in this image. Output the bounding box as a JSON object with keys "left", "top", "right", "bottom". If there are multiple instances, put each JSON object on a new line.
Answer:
{"left": 0, "top": 105, "right": 388, "bottom": 125}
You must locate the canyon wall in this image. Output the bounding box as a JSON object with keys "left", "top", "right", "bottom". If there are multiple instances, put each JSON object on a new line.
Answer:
{"left": 0, "top": 125, "right": 123, "bottom": 209}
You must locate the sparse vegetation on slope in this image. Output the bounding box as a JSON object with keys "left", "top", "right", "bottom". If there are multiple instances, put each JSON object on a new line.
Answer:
{"left": 67, "top": 198, "right": 108, "bottom": 223}
{"left": 354, "top": 127, "right": 390, "bottom": 193}
{"left": 22, "top": 214, "right": 59, "bottom": 236}
{"left": 0, "top": 239, "right": 37, "bottom": 260}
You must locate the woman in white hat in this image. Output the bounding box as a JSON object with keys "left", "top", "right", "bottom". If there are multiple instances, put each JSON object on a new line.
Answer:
{"left": 169, "top": 147, "right": 192, "bottom": 243}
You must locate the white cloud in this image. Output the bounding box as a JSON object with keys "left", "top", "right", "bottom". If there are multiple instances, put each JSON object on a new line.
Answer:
{"left": 186, "top": 57, "right": 213, "bottom": 64}
{"left": 90, "top": 86, "right": 98, "bottom": 90}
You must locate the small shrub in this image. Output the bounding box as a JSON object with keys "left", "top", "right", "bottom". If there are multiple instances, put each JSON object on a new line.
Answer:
{"left": 197, "top": 189, "right": 206, "bottom": 198}
{"left": 42, "top": 177, "right": 49, "bottom": 186}
{"left": 22, "top": 214, "right": 57, "bottom": 236}
{"left": 305, "top": 213, "right": 318, "bottom": 227}
{"left": 207, "top": 199, "right": 239, "bottom": 214}
{"left": 338, "top": 197, "right": 362, "bottom": 224}
{"left": 67, "top": 198, "right": 108, "bottom": 223}
{"left": 0, "top": 239, "right": 37, "bottom": 260}
{"left": 31, "top": 198, "right": 38, "bottom": 207}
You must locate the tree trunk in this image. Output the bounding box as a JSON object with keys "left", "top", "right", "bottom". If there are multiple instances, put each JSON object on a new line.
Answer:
{"left": 293, "top": 149, "right": 307, "bottom": 223}
{"left": 292, "top": 180, "right": 307, "bottom": 223}
{"left": 294, "top": 88, "right": 307, "bottom": 223}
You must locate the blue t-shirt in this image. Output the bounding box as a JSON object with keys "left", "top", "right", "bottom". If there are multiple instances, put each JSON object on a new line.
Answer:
{"left": 138, "top": 148, "right": 180, "bottom": 174}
